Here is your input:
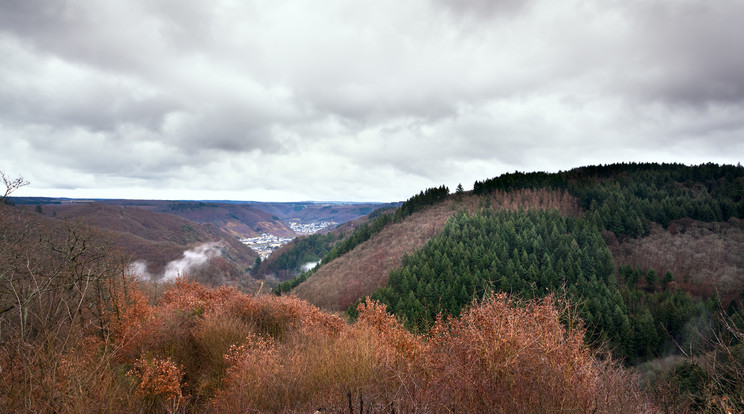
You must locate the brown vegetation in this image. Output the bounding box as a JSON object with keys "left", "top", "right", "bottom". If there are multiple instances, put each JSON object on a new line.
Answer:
{"left": 40, "top": 202, "right": 257, "bottom": 282}
{"left": 2, "top": 277, "right": 653, "bottom": 412}
{"left": 157, "top": 203, "right": 295, "bottom": 238}
{"left": 293, "top": 188, "right": 581, "bottom": 311}
{"left": 606, "top": 218, "right": 744, "bottom": 298}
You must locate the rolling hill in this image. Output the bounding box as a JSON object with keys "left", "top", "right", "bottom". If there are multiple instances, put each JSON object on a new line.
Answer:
{"left": 33, "top": 202, "right": 259, "bottom": 284}
{"left": 18, "top": 198, "right": 391, "bottom": 239}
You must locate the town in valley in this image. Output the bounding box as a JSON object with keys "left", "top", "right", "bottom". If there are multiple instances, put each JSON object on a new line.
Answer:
{"left": 240, "top": 220, "right": 337, "bottom": 259}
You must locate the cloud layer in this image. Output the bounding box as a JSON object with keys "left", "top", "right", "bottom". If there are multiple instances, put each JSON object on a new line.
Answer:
{"left": 1, "top": 0, "right": 742, "bottom": 201}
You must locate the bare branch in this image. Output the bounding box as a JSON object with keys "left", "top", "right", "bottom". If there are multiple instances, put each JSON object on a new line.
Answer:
{"left": 1, "top": 170, "right": 30, "bottom": 202}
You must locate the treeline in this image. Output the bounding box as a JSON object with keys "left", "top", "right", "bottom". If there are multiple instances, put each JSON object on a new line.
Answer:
{"left": 474, "top": 163, "right": 744, "bottom": 238}
{"left": 167, "top": 201, "right": 219, "bottom": 211}
{"left": 393, "top": 185, "right": 449, "bottom": 221}
{"left": 322, "top": 213, "right": 394, "bottom": 263}
{"left": 323, "top": 185, "right": 449, "bottom": 265}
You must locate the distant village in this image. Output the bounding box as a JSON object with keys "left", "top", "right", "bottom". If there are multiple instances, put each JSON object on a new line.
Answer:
{"left": 240, "top": 220, "right": 337, "bottom": 259}
{"left": 289, "top": 220, "right": 337, "bottom": 234}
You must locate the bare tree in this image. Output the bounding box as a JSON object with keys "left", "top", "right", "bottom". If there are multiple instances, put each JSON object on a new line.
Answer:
{"left": 1, "top": 170, "right": 30, "bottom": 202}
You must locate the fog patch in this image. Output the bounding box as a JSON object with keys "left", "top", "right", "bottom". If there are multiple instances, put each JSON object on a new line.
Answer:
{"left": 301, "top": 261, "right": 319, "bottom": 272}
{"left": 127, "top": 260, "right": 152, "bottom": 280}
{"left": 162, "top": 242, "right": 222, "bottom": 281}
{"left": 127, "top": 242, "right": 223, "bottom": 282}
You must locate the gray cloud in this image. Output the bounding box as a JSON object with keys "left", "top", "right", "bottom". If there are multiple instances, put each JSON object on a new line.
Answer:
{"left": 610, "top": 0, "right": 744, "bottom": 106}
{"left": 0, "top": 0, "right": 742, "bottom": 202}
{"left": 432, "top": 0, "right": 534, "bottom": 20}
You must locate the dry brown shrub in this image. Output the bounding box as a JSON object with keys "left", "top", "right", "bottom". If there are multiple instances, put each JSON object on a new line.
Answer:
{"left": 128, "top": 355, "right": 189, "bottom": 413}
{"left": 210, "top": 292, "right": 651, "bottom": 414}
{"left": 210, "top": 298, "right": 426, "bottom": 413}
{"left": 425, "top": 294, "right": 653, "bottom": 413}
{"left": 2, "top": 258, "right": 655, "bottom": 413}
{"left": 210, "top": 334, "right": 281, "bottom": 412}
{"left": 115, "top": 280, "right": 351, "bottom": 407}
{"left": 0, "top": 205, "right": 155, "bottom": 412}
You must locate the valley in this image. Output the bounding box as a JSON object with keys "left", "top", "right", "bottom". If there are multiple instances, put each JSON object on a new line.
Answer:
{"left": 3, "top": 162, "right": 743, "bottom": 413}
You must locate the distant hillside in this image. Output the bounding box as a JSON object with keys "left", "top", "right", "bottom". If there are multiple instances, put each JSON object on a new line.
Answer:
{"left": 109, "top": 200, "right": 392, "bottom": 238}
{"left": 153, "top": 202, "right": 294, "bottom": 238}
{"left": 14, "top": 198, "right": 391, "bottom": 239}
{"left": 244, "top": 201, "right": 396, "bottom": 224}
{"left": 37, "top": 202, "right": 258, "bottom": 284}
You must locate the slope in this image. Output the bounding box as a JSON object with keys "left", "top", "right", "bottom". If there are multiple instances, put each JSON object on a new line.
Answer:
{"left": 149, "top": 202, "right": 294, "bottom": 238}
{"left": 45, "top": 202, "right": 257, "bottom": 282}
{"left": 349, "top": 162, "right": 744, "bottom": 364}
{"left": 254, "top": 213, "right": 372, "bottom": 283}
{"left": 292, "top": 188, "right": 580, "bottom": 311}
{"left": 243, "top": 201, "right": 394, "bottom": 223}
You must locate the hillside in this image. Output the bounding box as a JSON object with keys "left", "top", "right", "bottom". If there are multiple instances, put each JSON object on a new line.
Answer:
{"left": 276, "top": 162, "right": 744, "bottom": 410}
{"left": 3, "top": 163, "right": 744, "bottom": 412}
{"left": 286, "top": 163, "right": 744, "bottom": 313}
{"left": 293, "top": 188, "right": 580, "bottom": 310}
{"left": 241, "top": 201, "right": 394, "bottom": 224}
{"left": 19, "top": 198, "right": 390, "bottom": 239}
{"left": 153, "top": 202, "right": 294, "bottom": 238}
{"left": 283, "top": 163, "right": 744, "bottom": 349}
{"left": 0, "top": 198, "right": 651, "bottom": 412}
{"left": 253, "top": 213, "right": 372, "bottom": 283}
{"left": 37, "top": 202, "right": 258, "bottom": 283}
{"left": 605, "top": 218, "right": 744, "bottom": 298}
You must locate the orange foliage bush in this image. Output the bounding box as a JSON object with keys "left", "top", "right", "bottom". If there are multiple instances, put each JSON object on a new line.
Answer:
{"left": 426, "top": 294, "right": 648, "bottom": 413}
{"left": 209, "top": 293, "right": 652, "bottom": 413}
{"left": 3, "top": 275, "right": 654, "bottom": 413}
{"left": 128, "top": 355, "right": 188, "bottom": 413}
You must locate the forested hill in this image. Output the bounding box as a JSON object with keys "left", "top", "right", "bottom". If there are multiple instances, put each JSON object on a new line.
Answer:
{"left": 279, "top": 163, "right": 743, "bottom": 369}
{"left": 284, "top": 187, "right": 579, "bottom": 311}
{"left": 474, "top": 162, "right": 744, "bottom": 237}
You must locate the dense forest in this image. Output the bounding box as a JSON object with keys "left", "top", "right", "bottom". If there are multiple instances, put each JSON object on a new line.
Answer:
{"left": 357, "top": 208, "right": 721, "bottom": 364}
{"left": 474, "top": 162, "right": 744, "bottom": 237}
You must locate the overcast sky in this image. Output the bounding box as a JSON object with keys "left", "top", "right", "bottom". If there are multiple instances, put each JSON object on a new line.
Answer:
{"left": 1, "top": 0, "right": 743, "bottom": 202}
